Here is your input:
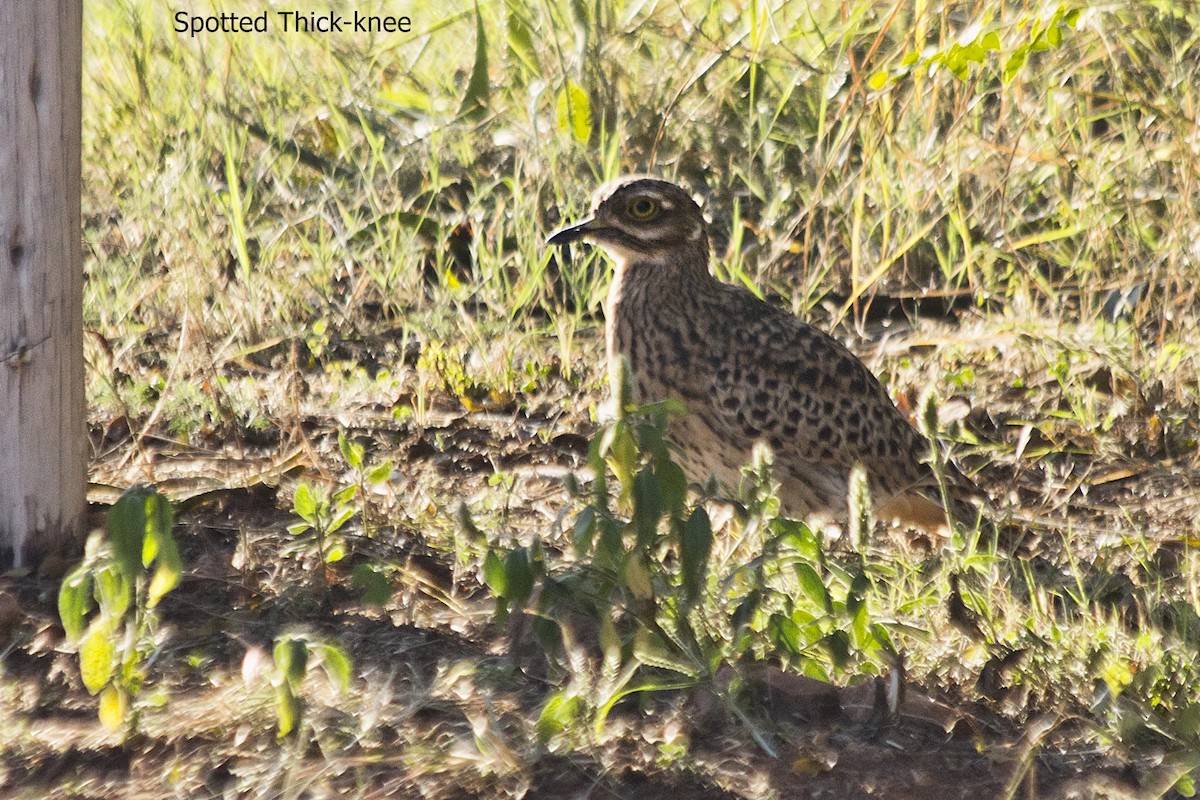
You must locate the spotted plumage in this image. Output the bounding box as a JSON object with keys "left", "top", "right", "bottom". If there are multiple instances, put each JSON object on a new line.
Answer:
{"left": 548, "top": 177, "right": 973, "bottom": 530}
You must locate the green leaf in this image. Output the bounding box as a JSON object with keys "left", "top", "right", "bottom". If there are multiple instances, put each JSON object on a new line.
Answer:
{"left": 147, "top": 521, "right": 182, "bottom": 608}
{"left": 458, "top": 2, "right": 490, "bottom": 119}
{"left": 1003, "top": 48, "right": 1028, "bottom": 82}
{"left": 504, "top": 548, "right": 534, "bottom": 605}
{"left": 824, "top": 630, "right": 851, "bottom": 669}
{"left": 274, "top": 638, "right": 309, "bottom": 688}
{"left": 505, "top": 0, "right": 539, "bottom": 73}
{"left": 595, "top": 518, "right": 625, "bottom": 573}
{"left": 327, "top": 506, "right": 355, "bottom": 534}
{"left": 276, "top": 682, "right": 301, "bottom": 738}
{"left": 338, "top": 431, "right": 364, "bottom": 470}
{"left": 768, "top": 613, "right": 803, "bottom": 656}
{"left": 141, "top": 489, "right": 175, "bottom": 568}
{"left": 80, "top": 621, "right": 116, "bottom": 694}
{"left": 981, "top": 31, "right": 1001, "bottom": 50}
{"left": 323, "top": 539, "right": 346, "bottom": 564}
{"left": 632, "top": 469, "right": 663, "bottom": 545}
{"left": 94, "top": 563, "right": 131, "bottom": 620}
{"left": 314, "top": 642, "right": 353, "bottom": 693}
{"left": 537, "top": 690, "right": 584, "bottom": 742}
{"left": 656, "top": 460, "right": 688, "bottom": 516}
{"left": 483, "top": 550, "right": 506, "bottom": 597}
{"left": 293, "top": 483, "right": 318, "bottom": 519}
{"left": 107, "top": 489, "right": 150, "bottom": 581}
{"left": 58, "top": 565, "right": 94, "bottom": 641}
{"left": 366, "top": 461, "right": 393, "bottom": 485}
{"left": 333, "top": 484, "right": 357, "bottom": 506}
{"left": 351, "top": 563, "right": 394, "bottom": 606}
{"left": 867, "top": 70, "right": 889, "bottom": 91}
{"left": 795, "top": 563, "right": 830, "bottom": 613}
{"left": 555, "top": 79, "right": 592, "bottom": 144}
{"left": 680, "top": 508, "right": 712, "bottom": 603}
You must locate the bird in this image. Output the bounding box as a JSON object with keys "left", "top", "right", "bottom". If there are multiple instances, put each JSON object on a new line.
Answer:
{"left": 547, "top": 176, "right": 978, "bottom": 532}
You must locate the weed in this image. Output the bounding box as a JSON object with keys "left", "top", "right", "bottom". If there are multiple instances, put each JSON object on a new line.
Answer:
{"left": 57, "top": 487, "right": 182, "bottom": 736}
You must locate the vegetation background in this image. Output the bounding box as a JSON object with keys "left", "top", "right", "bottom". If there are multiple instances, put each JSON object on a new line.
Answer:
{"left": 10, "top": 0, "right": 1200, "bottom": 797}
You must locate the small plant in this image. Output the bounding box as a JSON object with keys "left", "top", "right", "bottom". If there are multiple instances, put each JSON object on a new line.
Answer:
{"left": 286, "top": 480, "right": 353, "bottom": 575}
{"left": 58, "top": 487, "right": 182, "bottom": 735}
{"left": 477, "top": 362, "right": 894, "bottom": 750}
{"left": 338, "top": 430, "right": 394, "bottom": 538}
{"left": 266, "top": 630, "right": 353, "bottom": 738}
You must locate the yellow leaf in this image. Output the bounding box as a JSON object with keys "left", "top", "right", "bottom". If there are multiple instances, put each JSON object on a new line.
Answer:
{"left": 80, "top": 623, "right": 116, "bottom": 695}
{"left": 555, "top": 79, "right": 592, "bottom": 144}
{"left": 98, "top": 684, "right": 128, "bottom": 732}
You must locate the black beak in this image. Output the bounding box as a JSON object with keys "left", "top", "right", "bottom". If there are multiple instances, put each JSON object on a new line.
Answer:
{"left": 546, "top": 217, "right": 604, "bottom": 246}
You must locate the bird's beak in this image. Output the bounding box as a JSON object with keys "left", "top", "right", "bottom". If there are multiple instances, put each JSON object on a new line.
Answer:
{"left": 546, "top": 217, "right": 604, "bottom": 246}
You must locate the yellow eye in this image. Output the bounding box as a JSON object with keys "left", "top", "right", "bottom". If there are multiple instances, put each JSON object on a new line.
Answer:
{"left": 627, "top": 197, "right": 659, "bottom": 220}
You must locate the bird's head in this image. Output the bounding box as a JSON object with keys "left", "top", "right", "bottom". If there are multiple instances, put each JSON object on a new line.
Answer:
{"left": 547, "top": 177, "right": 708, "bottom": 266}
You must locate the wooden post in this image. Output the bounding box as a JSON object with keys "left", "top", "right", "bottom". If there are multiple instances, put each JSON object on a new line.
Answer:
{"left": 0, "top": 2, "right": 85, "bottom": 568}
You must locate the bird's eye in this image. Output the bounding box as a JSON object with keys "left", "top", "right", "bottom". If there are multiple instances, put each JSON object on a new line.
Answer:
{"left": 626, "top": 197, "right": 659, "bottom": 221}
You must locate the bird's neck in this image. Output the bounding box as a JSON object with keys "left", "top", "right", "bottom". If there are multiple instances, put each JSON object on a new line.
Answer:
{"left": 606, "top": 240, "right": 714, "bottom": 308}
{"left": 604, "top": 240, "right": 715, "bottom": 377}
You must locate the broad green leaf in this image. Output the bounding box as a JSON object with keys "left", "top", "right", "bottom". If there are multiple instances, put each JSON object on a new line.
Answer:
{"left": 327, "top": 506, "right": 355, "bottom": 534}
{"left": 555, "top": 79, "right": 592, "bottom": 144}
{"left": 795, "top": 563, "right": 830, "bottom": 613}
{"left": 867, "top": 70, "right": 889, "bottom": 90}
{"left": 458, "top": 2, "right": 490, "bottom": 119}
{"left": 94, "top": 563, "right": 131, "bottom": 621}
{"left": 656, "top": 460, "right": 688, "bottom": 516}
{"left": 981, "top": 31, "right": 1000, "bottom": 50}
{"left": 293, "top": 483, "right": 318, "bottom": 519}
{"left": 824, "top": 630, "right": 851, "bottom": 669}
{"left": 504, "top": 548, "right": 534, "bottom": 605}
{"left": 107, "top": 489, "right": 149, "bottom": 581}
{"left": 98, "top": 684, "right": 127, "bottom": 732}
{"left": 323, "top": 540, "right": 347, "bottom": 564}
{"left": 338, "top": 431, "right": 364, "bottom": 469}
{"left": 351, "top": 563, "right": 394, "bottom": 606}
{"left": 141, "top": 489, "right": 175, "bottom": 567}
{"left": 80, "top": 622, "right": 116, "bottom": 694}
{"left": 333, "top": 484, "right": 357, "bottom": 506}
{"left": 367, "top": 461, "right": 394, "bottom": 485}
{"left": 58, "top": 566, "right": 93, "bottom": 641}
{"left": 768, "top": 612, "right": 803, "bottom": 656}
{"left": 1003, "top": 48, "right": 1028, "bottom": 82}
{"left": 537, "top": 690, "right": 584, "bottom": 742}
{"left": 483, "top": 550, "right": 506, "bottom": 597}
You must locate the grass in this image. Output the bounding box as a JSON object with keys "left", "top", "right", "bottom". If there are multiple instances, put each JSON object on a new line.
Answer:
{"left": 15, "top": 0, "right": 1200, "bottom": 796}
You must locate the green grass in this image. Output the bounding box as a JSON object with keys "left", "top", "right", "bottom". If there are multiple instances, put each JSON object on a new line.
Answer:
{"left": 43, "top": 0, "right": 1200, "bottom": 796}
